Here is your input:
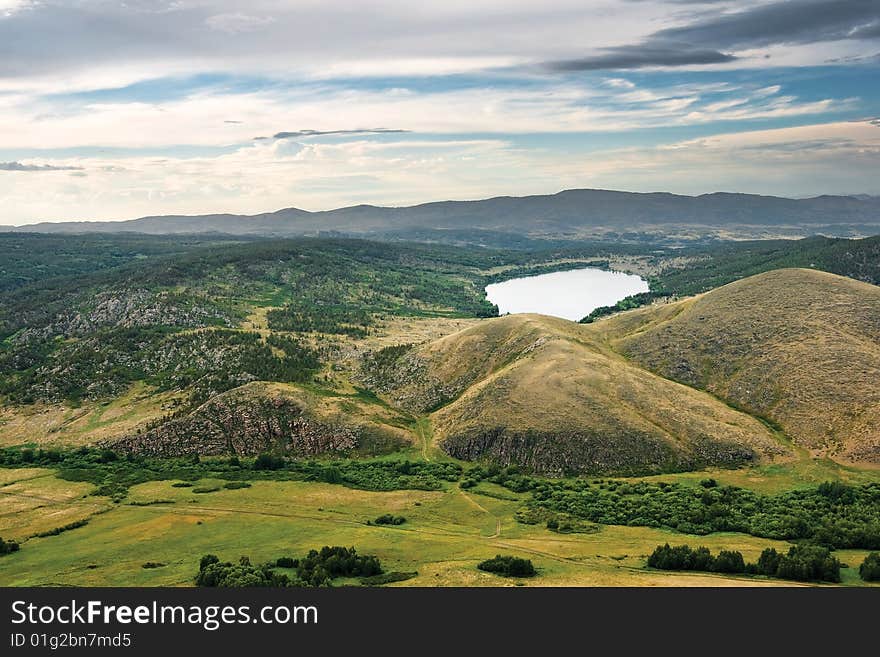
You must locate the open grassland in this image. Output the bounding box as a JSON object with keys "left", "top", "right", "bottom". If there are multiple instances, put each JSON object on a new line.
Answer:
{"left": 0, "top": 468, "right": 110, "bottom": 541}
{"left": 1, "top": 461, "right": 878, "bottom": 587}
{"left": 0, "top": 383, "right": 182, "bottom": 449}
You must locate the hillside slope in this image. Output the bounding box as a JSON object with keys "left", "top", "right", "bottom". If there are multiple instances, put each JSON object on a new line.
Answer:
{"left": 109, "top": 382, "right": 411, "bottom": 457}
{"left": 596, "top": 269, "right": 880, "bottom": 463}
{"left": 363, "top": 314, "right": 788, "bottom": 475}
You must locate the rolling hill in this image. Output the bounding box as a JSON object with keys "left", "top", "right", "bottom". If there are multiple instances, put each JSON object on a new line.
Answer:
{"left": 4, "top": 189, "right": 879, "bottom": 237}
{"left": 361, "top": 314, "right": 789, "bottom": 475}
{"left": 596, "top": 269, "right": 880, "bottom": 464}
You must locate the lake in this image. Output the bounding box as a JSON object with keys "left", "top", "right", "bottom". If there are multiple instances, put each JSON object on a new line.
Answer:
{"left": 485, "top": 267, "right": 649, "bottom": 322}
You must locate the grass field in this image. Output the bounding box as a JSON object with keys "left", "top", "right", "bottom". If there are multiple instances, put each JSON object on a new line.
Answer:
{"left": 1, "top": 460, "right": 878, "bottom": 587}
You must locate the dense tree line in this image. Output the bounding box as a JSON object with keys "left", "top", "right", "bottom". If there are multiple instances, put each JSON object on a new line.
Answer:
{"left": 647, "top": 544, "right": 842, "bottom": 583}
{"left": 0, "top": 447, "right": 462, "bottom": 501}
{"left": 466, "top": 468, "right": 880, "bottom": 550}
{"left": 654, "top": 235, "right": 880, "bottom": 297}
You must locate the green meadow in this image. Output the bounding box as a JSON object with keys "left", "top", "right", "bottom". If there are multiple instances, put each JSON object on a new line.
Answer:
{"left": 2, "top": 459, "right": 878, "bottom": 587}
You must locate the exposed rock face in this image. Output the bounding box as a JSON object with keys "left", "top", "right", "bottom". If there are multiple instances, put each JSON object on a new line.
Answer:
{"left": 359, "top": 351, "right": 461, "bottom": 412}
{"left": 110, "top": 393, "right": 358, "bottom": 457}
{"left": 11, "top": 288, "right": 233, "bottom": 344}
{"left": 441, "top": 427, "right": 755, "bottom": 476}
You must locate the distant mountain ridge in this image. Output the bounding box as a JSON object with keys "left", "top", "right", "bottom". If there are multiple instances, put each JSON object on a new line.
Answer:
{"left": 4, "top": 188, "right": 880, "bottom": 237}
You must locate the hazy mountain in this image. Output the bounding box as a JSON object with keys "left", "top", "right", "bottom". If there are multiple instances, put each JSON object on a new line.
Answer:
{"left": 5, "top": 189, "right": 880, "bottom": 237}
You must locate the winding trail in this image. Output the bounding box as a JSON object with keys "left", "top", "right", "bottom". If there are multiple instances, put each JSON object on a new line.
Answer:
{"left": 457, "top": 486, "right": 502, "bottom": 538}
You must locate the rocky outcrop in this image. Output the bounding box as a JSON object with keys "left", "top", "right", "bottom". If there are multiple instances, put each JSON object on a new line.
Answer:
{"left": 11, "top": 288, "right": 234, "bottom": 345}
{"left": 441, "top": 427, "right": 755, "bottom": 476}
{"left": 110, "top": 391, "right": 358, "bottom": 457}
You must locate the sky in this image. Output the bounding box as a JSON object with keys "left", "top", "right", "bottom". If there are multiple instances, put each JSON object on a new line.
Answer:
{"left": 0, "top": 0, "right": 878, "bottom": 225}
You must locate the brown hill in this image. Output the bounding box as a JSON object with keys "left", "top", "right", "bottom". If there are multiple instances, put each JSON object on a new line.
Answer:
{"left": 596, "top": 268, "right": 880, "bottom": 464}
{"left": 364, "top": 314, "right": 788, "bottom": 475}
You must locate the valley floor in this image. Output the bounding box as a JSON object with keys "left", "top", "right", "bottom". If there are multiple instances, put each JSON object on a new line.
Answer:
{"left": 1, "top": 459, "right": 877, "bottom": 587}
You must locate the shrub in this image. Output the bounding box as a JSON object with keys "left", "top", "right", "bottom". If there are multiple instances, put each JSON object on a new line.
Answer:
{"left": 477, "top": 555, "right": 536, "bottom": 578}
{"left": 275, "top": 557, "right": 297, "bottom": 568}
{"left": 253, "top": 453, "right": 284, "bottom": 471}
{"left": 859, "top": 552, "right": 880, "bottom": 581}
{"left": 0, "top": 537, "right": 20, "bottom": 555}
{"left": 34, "top": 519, "right": 89, "bottom": 538}
{"left": 223, "top": 481, "right": 252, "bottom": 490}
{"left": 374, "top": 514, "right": 406, "bottom": 526}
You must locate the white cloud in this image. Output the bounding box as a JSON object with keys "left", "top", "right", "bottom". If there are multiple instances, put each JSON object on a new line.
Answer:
{"left": 1, "top": 120, "right": 878, "bottom": 225}
{"left": 546, "top": 120, "right": 880, "bottom": 197}
{"left": 205, "top": 12, "right": 275, "bottom": 34}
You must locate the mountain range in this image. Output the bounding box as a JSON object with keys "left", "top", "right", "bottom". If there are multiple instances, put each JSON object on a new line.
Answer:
{"left": 4, "top": 189, "right": 880, "bottom": 237}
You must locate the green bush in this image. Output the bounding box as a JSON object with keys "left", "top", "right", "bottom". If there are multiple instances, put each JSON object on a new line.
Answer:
{"left": 253, "top": 453, "right": 285, "bottom": 471}
{"left": 0, "top": 537, "right": 20, "bottom": 556}
{"left": 477, "top": 555, "right": 536, "bottom": 578}
{"left": 858, "top": 552, "right": 880, "bottom": 582}
{"left": 374, "top": 514, "right": 406, "bottom": 526}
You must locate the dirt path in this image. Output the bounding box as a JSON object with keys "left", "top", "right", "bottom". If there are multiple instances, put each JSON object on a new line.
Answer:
{"left": 457, "top": 486, "right": 502, "bottom": 538}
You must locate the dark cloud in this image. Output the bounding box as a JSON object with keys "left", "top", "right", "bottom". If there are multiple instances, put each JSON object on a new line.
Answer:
{"left": 270, "top": 128, "right": 410, "bottom": 140}
{"left": 0, "top": 161, "right": 83, "bottom": 171}
{"left": 544, "top": 0, "right": 879, "bottom": 73}
{"left": 655, "top": 0, "right": 880, "bottom": 49}
{"left": 544, "top": 47, "right": 736, "bottom": 72}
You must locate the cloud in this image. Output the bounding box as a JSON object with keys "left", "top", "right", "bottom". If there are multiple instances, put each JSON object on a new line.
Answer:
{"left": 655, "top": 0, "right": 880, "bottom": 49}
{"left": 541, "top": 0, "right": 879, "bottom": 73}
{"left": 544, "top": 47, "right": 736, "bottom": 71}
{"left": 0, "top": 161, "right": 82, "bottom": 171}
{"left": 270, "top": 128, "right": 410, "bottom": 140}
{"left": 205, "top": 12, "right": 275, "bottom": 34}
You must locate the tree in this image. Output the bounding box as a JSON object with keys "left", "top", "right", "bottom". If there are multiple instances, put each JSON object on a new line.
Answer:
{"left": 859, "top": 552, "right": 880, "bottom": 582}
{"left": 755, "top": 548, "right": 780, "bottom": 576}
{"left": 712, "top": 550, "right": 746, "bottom": 574}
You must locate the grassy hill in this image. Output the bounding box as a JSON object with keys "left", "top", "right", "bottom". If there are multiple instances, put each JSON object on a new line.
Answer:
{"left": 363, "top": 314, "right": 789, "bottom": 475}
{"left": 597, "top": 269, "right": 880, "bottom": 464}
